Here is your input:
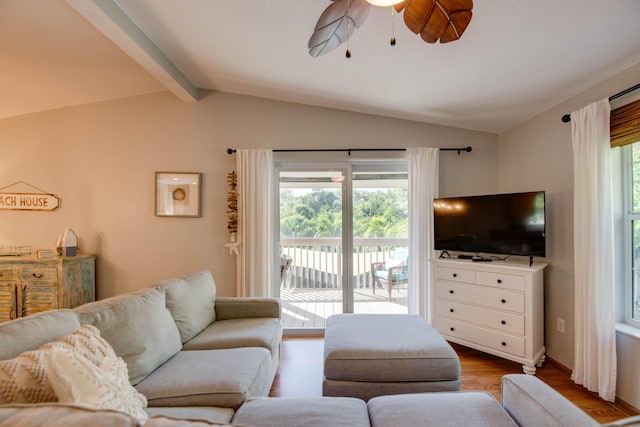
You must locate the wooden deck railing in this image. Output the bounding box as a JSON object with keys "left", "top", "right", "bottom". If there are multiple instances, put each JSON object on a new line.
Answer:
{"left": 280, "top": 238, "right": 408, "bottom": 290}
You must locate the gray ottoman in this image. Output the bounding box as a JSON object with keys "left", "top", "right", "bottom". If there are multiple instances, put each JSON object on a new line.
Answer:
{"left": 323, "top": 314, "right": 460, "bottom": 400}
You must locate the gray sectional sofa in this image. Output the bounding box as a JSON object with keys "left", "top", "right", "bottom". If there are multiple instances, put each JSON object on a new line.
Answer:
{"left": 0, "top": 270, "right": 282, "bottom": 424}
{"left": 1, "top": 374, "right": 636, "bottom": 426}
{"left": 1, "top": 270, "right": 638, "bottom": 426}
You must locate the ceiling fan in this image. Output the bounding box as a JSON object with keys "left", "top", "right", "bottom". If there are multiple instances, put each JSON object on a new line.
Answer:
{"left": 309, "top": 0, "right": 473, "bottom": 58}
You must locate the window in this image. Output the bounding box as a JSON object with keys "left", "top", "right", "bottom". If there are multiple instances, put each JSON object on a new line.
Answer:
{"left": 617, "top": 97, "right": 640, "bottom": 327}
{"left": 624, "top": 142, "right": 640, "bottom": 327}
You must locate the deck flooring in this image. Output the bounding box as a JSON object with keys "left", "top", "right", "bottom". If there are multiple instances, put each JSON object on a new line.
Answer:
{"left": 280, "top": 287, "right": 408, "bottom": 329}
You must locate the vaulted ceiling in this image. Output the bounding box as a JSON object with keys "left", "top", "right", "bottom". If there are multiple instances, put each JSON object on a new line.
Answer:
{"left": 2, "top": 0, "right": 640, "bottom": 133}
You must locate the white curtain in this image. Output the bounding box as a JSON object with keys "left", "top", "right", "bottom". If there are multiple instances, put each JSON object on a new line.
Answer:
{"left": 570, "top": 99, "right": 617, "bottom": 402}
{"left": 407, "top": 147, "right": 439, "bottom": 322}
{"left": 236, "top": 149, "right": 273, "bottom": 297}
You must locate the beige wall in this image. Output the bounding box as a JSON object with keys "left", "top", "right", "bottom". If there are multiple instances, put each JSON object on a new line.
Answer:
{"left": 498, "top": 62, "right": 640, "bottom": 407}
{"left": 0, "top": 90, "right": 498, "bottom": 299}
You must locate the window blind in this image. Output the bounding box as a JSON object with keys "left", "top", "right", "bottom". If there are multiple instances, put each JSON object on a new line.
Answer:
{"left": 611, "top": 98, "right": 640, "bottom": 147}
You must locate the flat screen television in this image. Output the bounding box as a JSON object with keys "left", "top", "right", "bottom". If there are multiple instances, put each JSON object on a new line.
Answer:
{"left": 433, "top": 191, "right": 546, "bottom": 258}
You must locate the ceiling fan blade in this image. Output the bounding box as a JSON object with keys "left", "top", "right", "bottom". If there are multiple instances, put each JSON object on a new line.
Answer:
{"left": 308, "top": 0, "right": 371, "bottom": 58}
{"left": 402, "top": 0, "right": 472, "bottom": 44}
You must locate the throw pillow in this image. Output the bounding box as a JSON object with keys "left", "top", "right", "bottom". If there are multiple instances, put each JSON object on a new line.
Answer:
{"left": 0, "top": 347, "right": 57, "bottom": 404}
{"left": 46, "top": 346, "right": 148, "bottom": 425}
{"left": 40, "top": 324, "right": 117, "bottom": 365}
{"left": 385, "top": 258, "right": 405, "bottom": 270}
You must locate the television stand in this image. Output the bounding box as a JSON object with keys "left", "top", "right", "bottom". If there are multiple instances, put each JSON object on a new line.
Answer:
{"left": 433, "top": 258, "right": 547, "bottom": 375}
{"left": 439, "top": 250, "right": 451, "bottom": 259}
{"left": 529, "top": 256, "right": 533, "bottom": 267}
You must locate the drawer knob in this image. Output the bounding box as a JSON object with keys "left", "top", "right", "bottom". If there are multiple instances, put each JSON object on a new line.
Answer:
{"left": 450, "top": 327, "right": 455, "bottom": 332}
{"left": 450, "top": 308, "right": 454, "bottom": 313}
{"left": 453, "top": 273, "right": 457, "bottom": 278}
{"left": 32, "top": 273, "right": 44, "bottom": 279}
{"left": 497, "top": 279, "right": 502, "bottom": 284}
{"left": 501, "top": 299, "right": 506, "bottom": 304}
{"left": 501, "top": 320, "right": 506, "bottom": 325}
{"left": 501, "top": 341, "right": 507, "bottom": 346}
{"left": 449, "top": 290, "right": 454, "bottom": 294}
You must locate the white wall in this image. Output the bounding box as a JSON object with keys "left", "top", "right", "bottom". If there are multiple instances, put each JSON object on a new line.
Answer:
{"left": 0, "top": 90, "right": 498, "bottom": 299}
{"left": 498, "top": 62, "right": 640, "bottom": 407}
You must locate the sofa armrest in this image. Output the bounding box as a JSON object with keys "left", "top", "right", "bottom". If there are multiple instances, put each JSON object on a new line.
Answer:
{"left": 215, "top": 297, "right": 282, "bottom": 321}
{"left": 501, "top": 374, "right": 600, "bottom": 427}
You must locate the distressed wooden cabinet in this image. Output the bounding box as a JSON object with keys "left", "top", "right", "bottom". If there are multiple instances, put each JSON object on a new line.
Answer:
{"left": 0, "top": 254, "right": 95, "bottom": 322}
{"left": 432, "top": 258, "right": 546, "bottom": 375}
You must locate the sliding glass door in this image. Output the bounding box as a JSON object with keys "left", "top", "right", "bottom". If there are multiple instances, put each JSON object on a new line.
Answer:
{"left": 276, "top": 161, "right": 408, "bottom": 334}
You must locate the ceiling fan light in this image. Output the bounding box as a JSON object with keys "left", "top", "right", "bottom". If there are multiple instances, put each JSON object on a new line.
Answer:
{"left": 366, "top": 0, "right": 403, "bottom": 6}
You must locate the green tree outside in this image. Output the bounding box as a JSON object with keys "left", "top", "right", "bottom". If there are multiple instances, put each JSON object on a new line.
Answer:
{"left": 280, "top": 188, "right": 408, "bottom": 239}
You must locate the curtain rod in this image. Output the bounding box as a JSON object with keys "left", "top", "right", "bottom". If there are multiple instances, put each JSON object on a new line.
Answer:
{"left": 561, "top": 82, "right": 640, "bottom": 123}
{"left": 226, "top": 147, "right": 472, "bottom": 155}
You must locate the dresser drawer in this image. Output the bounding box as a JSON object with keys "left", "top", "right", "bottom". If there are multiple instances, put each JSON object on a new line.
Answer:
{"left": 0, "top": 269, "right": 16, "bottom": 281}
{"left": 437, "top": 267, "right": 475, "bottom": 283}
{"left": 20, "top": 268, "right": 58, "bottom": 282}
{"left": 437, "top": 317, "right": 525, "bottom": 358}
{"left": 437, "top": 281, "right": 525, "bottom": 313}
{"left": 437, "top": 300, "right": 524, "bottom": 335}
{"left": 476, "top": 271, "right": 524, "bottom": 291}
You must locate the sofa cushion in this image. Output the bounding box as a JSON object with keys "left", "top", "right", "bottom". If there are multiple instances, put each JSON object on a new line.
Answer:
{"left": 182, "top": 318, "right": 282, "bottom": 358}
{"left": 146, "top": 407, "right": 235, "bottom": 425}
{"left": 233, "top": 396, "right": 370, "bottom": 427}
{"left": 0, "top": 309, "right": 80, "bottom": 361}
{"left": 603, "top": 415, "right": 640, "bottom": 426}
{"left": 155, "top": 271, "right": 216, "bottom": 343}
{"left": 146, "top": 415, "right": 234, "bottom": 427}
{"left": 74, "top": 288, "right": 182, "bottom": 385}
{"left": 367, "top": 392, "right": 518, "bottom": 427}
{"left": 135, "top": 348, "right": 271, "bottom": 410}
{"left": 0, "top": 403, "right": 139, "bottom": 427}
{"left": 46, "top": 346, "right": 148, "bottom": 424}
{"left": 501, "top": 374, "right": 600, "bottom": 427}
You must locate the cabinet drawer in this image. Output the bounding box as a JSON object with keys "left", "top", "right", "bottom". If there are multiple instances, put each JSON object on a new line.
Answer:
{"left": 437, "top": 317, "right": 525, "bottom": 358}
{"left": 437, "top": 300, "right": 524, "bottom": 335}
{"left": 20, "top": 268, "right": 57, "bottom": 282}
{"left": 437, "top": 267, "right": 475, "bottom": 283}
{"left": 437, "top": 282, "right": 525, "bottom": 313}
{"left": 22, "top": 286, "right": 58, "bottom": 316}
{"left": 476, "top": 271, "right": 524, "bottom": 291}
{"left": 0, "top": 269, "right": 16, "bottom": 281}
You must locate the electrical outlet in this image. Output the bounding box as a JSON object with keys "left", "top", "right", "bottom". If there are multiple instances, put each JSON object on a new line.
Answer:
{"left": 557, "top": 317, "right": 565, "bottom": 334}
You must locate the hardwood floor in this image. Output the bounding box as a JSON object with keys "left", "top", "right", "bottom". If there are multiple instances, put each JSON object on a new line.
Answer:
{"left": 270, "top": 337, "right": 638, "bottom": 424}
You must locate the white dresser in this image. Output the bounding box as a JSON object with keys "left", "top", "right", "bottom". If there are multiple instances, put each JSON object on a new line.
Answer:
{"left": 432, "top": 258, "right": 547, "bottom": 374}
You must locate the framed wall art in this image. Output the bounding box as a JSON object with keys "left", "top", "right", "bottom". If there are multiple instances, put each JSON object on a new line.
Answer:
{"left": 155, "top": 172, "right": 202, "bottom": 217}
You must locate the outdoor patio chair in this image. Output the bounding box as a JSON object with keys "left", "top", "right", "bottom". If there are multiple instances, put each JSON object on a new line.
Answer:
{"left": 371, "top": 247, "right": 408, "bottom": 301}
